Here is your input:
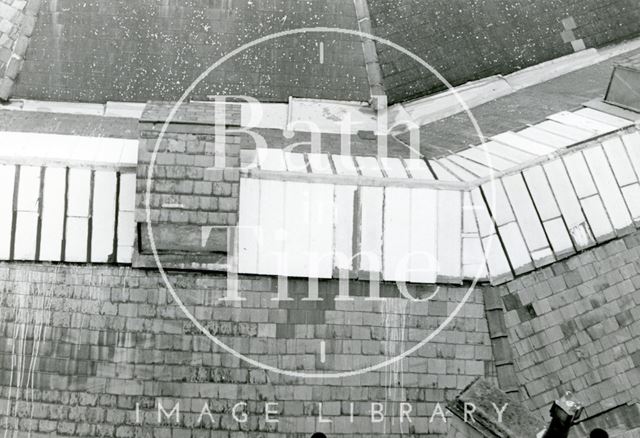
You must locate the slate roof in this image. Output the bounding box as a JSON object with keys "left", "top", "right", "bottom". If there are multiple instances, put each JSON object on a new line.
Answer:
{"left": 14, "top": 0, "right": 370, "bottom": 103}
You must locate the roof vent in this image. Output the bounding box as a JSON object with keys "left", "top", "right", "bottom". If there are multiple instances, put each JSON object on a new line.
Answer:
{"left": 605, "top": 54, "right": 640, "bottom": 112}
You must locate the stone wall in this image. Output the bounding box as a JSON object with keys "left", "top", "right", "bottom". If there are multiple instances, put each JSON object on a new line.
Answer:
{"left": 368, "top": 0, "right": 640, "bottom": 103}
{"left": 136, "top": 102, "right": 243, "bottom": 269}
{"left": 498, "top": 229, "right": 640, "bottom": 423}
{"left": 0, "top": 0, "right": 39, "bottom": 100}
{"left": 0, "top": 263, "right": 494, "bottom": 437}
{"left": 2, "top": 195, "right": 640, "bottom": 435}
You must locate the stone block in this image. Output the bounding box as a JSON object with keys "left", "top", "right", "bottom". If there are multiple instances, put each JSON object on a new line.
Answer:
{"left": 11, "top": 33, "right": 27, "bottom": 57}
{"left": 0, "top": 2, "right": 15, "bottom": 21}
{"left": 0, "top": 76, "right": 13, "bottom": 100}
{"left": 4, "top": 55, "right": 21, "bottom": 79}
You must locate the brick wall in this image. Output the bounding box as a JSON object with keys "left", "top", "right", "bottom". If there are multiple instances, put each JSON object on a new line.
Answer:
{"left": 14, "top": 0, "right": 370, "bottom": 103}
{"left": 0, "top": 262, "right": 494, "bottom": 437}
{"left": 0, "top": 0, "right": 39, "bottom": 100}
{"left": 498, "top": 229, "right": 640, "bottom": 421}
{"left": 368, "top": 0, "right": 640, "bottom": 103}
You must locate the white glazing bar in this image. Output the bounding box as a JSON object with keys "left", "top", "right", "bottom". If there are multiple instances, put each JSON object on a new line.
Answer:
{"left": 463, "top": 236, "right": 487, "bottom": 280}
{"left": 547, "top": 111, "right": 618, "bottom": 134}
{"left": 257, "top": 179, "right": 285, "bottom": 275}
{"left": 14, "top": 212, "right": 38, "bottom": 260}
{"left": 498, "top": 221, "right": 533, "bottom": 274}
{"left": 0, "top": 165, "right": 16, "bottom": 259}
{"left": 333, "top": 185, "right": 356, "bottom": 271}
{"left": 481, "top": 180, "right": 515, "bottom": 227}
{"left": 462, "top": 191, "right": 488, "bottom": 279}
{"left": 543, "top": 159, "right": 594, "bottom": 249}
{"left": 429, "top": 160, "right": 460, "bottom": 181}
{"left": 64, "top": 178, "right": 89, "bottom": 265}
{"left": 237, "top": 178, "right": 261, "bottom": 274}
{"left": 492, "top": 131, "right": 556, "bottom": 156}
{"left": 574, "top": 108, "right": 632, "bottom": 129}
{"left": 117, "top": 172, "right": 136, "bottom": 264}
{"left": 307, "top": 153, "right": 334, "bottom": 175}
{"left": 16, "top": 165, "right": 40, "bottom": 213}
{"left": 358, "top": 186, "right": 384, "bottom": 274}
{"left": 623, "top": 132, "right": 640, "bottom": 178}
{"left": 602, "top": 137, "right": 638, "bottom": 187}
{"left": 458, "top": 147, "right": 515, "bottom": 171}
{"left": 563, "top": 152, "right": 598, "bottom": 199}
{"left": 284, "top": 152, "right": 308, "bottom": 173}
{"left": 91, "top": 170, "right": 117, "bottom": 263}
{"left": 383, "top": 187, "right": 412, "bottom": 281}
{"left": 482, "top": 141, "right": 535, "bottom": 163}
{"left": 0, "top": 132, "right": 138, "bottom": 165}
{"left": 14, "top": 166, "right": 41, "bottom": 260}
{"left": 404, "top": 158, "right": 435, "bottom": 180}
{"left": 436, "top": 189, "right": 462, "bottom": 281}
{"left": 534, "top": 120, "right": 593, "bottom": 142}
{"left": 621, "top": 184, "right": 640, "bottom": 222}
{"left": 355, "top": 156, "right": 384, "bottom": 178}
{"left": 257, "top": 148, "right": 286, "bottom": 171}
{"left": 116, "top": 211, "right": 135, "bottom": 264}
{"left": 523, "top": 165, "right": 574, "bottom": 258}
{"left": 581, "top": 195, "right": 615, "bottom": 242}
{"left": 331, "top": 155, "right": 359, "bottom": 176}
{"left": 39, "top": 167, "right": 66, "bottom": 261}
{"left": 583, "top": 146, "right": 633, "bottom": 234}
{"left": 379, "top": 157, "right": 408, "bottom": 178}
{"left": 446, "top": 155, "right": 493, "bottom": 178}
{"left": 308, "top": 183, "right": 334, "bottom": 279}
{"left": 481, "top": 234, "right": 512, "bottom": 283}
{"left": 523, "top": 166, "right": 561, "bottom": 221}
{"left": 483, "top": 176, "right": 533, "bottom": 273}
{"left": 544, "top": 217, "right": 575, "bottom": 259}
{"left": 409, "top": 187, "right": 438, "bottom": 283}
{"left": 471, "top": 188, "right": 511, "bottom": 281}
{"left": 283, "top": 181, "right": 310, "bottom": 277}
{"left": 502, "top": 173, "right": 553, "bottom": 265}
{"left": 517, "top": 126, "right": 573, "bottom": 148}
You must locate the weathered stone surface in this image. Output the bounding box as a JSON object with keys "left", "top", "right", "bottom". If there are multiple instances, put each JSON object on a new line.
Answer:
{"left": 500, "top": 230, "right": 640, "bottom": 420}
{"left": 448, "top": 378, "right": 545, "bottom": 437}
{"left": 0, "top": 262, "right": 494, "bottom": 436}
{"left": 0, "top": 0, "right": 41, "bottom": 101}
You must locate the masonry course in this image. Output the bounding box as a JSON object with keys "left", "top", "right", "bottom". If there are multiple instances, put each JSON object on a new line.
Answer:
{"left": 3, "top": 134, "right": 640, "bottom": 434}
{"left": 2, "top": 224, "right": 640, "bottom": 435}
{"left": 0, "top": 262, "right": 494, "bottom": 437}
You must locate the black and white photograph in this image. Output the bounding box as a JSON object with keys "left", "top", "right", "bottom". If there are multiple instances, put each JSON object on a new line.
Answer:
{"left": 0, "top": 0, "right": 640, "bottom": 436}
